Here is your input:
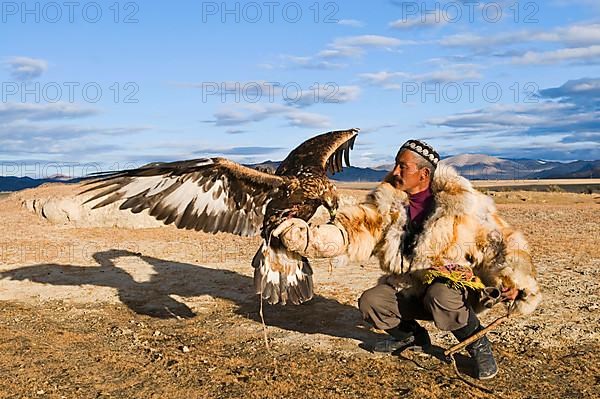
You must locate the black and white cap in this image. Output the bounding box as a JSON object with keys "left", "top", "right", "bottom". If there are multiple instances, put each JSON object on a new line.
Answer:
{"left": 400, "top": 139, "right": 440, "bottom": 167}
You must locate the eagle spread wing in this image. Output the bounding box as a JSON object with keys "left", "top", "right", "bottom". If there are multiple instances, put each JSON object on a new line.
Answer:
{"left": 276, "top": 128, "right": 358, "bottom": 176}
{"left": 81, "top": 128, "right": 360, "bottom": 306}
{"left": 82, "top": 158, "right": 286, "bottom": 237}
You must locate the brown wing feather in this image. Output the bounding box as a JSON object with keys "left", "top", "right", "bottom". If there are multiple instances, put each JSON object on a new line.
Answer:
{"left": 80, "top": 158, "right": 287, "bottom": 237}
{"left": 275, "top": 128, "right": 359, "bottom": 176}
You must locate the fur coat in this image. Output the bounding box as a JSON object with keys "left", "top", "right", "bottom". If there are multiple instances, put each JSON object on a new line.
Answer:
{"left": 296, "top": 165, "right": 541, "bottom": 315}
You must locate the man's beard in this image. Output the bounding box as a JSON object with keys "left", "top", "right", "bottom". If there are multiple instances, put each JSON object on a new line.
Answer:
{"left": 391, "top": 177, "right": 403, "bottom": 189}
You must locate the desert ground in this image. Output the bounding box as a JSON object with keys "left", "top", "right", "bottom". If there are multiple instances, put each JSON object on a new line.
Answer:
{"left": 0, "top": 183, "right": 599, "bottom": 398}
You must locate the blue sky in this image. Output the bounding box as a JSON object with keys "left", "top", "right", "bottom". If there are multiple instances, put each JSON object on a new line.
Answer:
{"left": 1, "top": 0, "right": 599, "bottom": 177}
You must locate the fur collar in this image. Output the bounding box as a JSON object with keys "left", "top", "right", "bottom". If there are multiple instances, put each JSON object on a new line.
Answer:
{"left": 431, "top": 164, "right": 495, "bottom": 218}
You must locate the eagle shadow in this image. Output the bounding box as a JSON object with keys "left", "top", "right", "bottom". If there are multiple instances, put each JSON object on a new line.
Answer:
{"left": 0, "top": 249, "right": 380, "bottom": 345}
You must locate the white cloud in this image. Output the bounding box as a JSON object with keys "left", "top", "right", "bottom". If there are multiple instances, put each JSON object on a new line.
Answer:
{"left": 427, "top": 103, "right": 563, "bottom": 130}
{"left": 359, "top": 64, "right": 482, "bottom": 88}
{"left": 439, "top": 32, "right": 517, "bottom": 48}
{"left": 389, "top": 10, "right": 448, "bottom": 29}
{"left": 287, "top": 85, "right": 361, "bottom": 108}
{"left": 337, "top": 19, "right": 364, "bottom": 28}
{"left": 425, "top": 101, "right": 600, "bottom": 152}
{"left": 210, "top": 104, "right": 284, "bottom": 126}
{"left": 193, "top": 146, "right": 284, "bottom": 156}
{"left": 331, "top": 35, "right": 413, "bottom": 48}
{"left": 178, "top": 81, "right": 359, "bottom": 108}
{"left": 176, "top": 80, "right": 286, "bottom": 99}
{"left": 550, "top": 23, "right": 600, "bottom": 47}
{"left": 0, "top": 122, "right": 150, "bottom": 159}
{"left": 282, "top": 55, "right": 346, "bottom": 70}
{"left": 439, "top": 23, "right": 600, "bottom": 50}
{"left": 3, "top": 56, "right": 48, "bottom": 80}
{"left": 276, "top": 34, "right": 416, "bottom": 69}
{"left": 317, "top": 47, "right": 363, "bottom": 59}
{"left": 412, "top": 68, "right": 482, "bottom": 83}
{"left": 225, "top": 128, "right": 247, "bottom": 134}
{"left": 0, "top": 138, "right": 121, "bottom": 157}
{"left": 359, "top": 71, "right": 407, "bottom": 89}
{"left": 206, "top": 104, "right": 331, "bottom": 129}
{"left": 540, "top": 77, "right": 600, "bottom": 99}
{"left": 284, "top": 110, "right": 330, "bottom": 128}
{"left": 360, "top": 123, "right": 397, "bottom": 134}
{"left": 0, "top": 122, "right": 150, "bottom": 140}
{"left": 0, "top": 102, "right": 98, "bottom": 122}
{"left": 513, "top": 45, "right": 600, "bottom": 64}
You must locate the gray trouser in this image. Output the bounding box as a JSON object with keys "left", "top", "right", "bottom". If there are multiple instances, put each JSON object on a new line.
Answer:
{"left": 358, "top": 282, "right": 471, "bottom": 332}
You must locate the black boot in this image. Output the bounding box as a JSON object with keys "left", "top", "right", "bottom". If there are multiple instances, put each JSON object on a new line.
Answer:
{"left": 451, "top": 311, "right": 498, "bottom": 380}
{"left": 373, "top": 320, "right": 431, "bottom": 353}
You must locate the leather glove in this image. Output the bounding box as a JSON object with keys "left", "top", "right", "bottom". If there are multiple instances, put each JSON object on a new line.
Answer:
{"left": 272, "top": 218, "right": 310, "bottom": 253}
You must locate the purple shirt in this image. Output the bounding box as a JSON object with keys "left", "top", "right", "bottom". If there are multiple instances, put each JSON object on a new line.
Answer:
{"left": 408, "top": 187, "right": 434, "bottom": 228}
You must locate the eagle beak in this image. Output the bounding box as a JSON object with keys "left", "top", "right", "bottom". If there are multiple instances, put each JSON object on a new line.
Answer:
{"left": 323, "top": 198, "right": 338, "bottom": 222}
{"left": 327, "top": 206, "right": 337, "bottom": 222}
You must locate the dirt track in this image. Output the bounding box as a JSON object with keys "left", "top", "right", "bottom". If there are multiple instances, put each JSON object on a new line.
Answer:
{"left": 0, "top": 186, "right": 599, "bottom": 398}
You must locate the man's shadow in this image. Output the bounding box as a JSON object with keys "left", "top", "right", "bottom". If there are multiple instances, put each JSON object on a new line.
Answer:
{"left": 0, "top": 249, "right": 378, "bottom": 343}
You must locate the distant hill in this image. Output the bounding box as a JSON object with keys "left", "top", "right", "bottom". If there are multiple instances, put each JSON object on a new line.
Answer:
{"left": 329, "top": 166, "right": 387, "bottom": 182}
{"left": 337, "top": 155, "right": 599, "bottom": 181}
{"left": 1, "top": 176, "right": 62, "bottom": 192}
{"left": 1, "top": 156, "right": 598, "bottom": 192}
{"left": 245, "top": 160, "right": 280, "bottom": 174}
{"left": 439, "top": 154, "right": 564, "bottom": 180}
{"left": 248, "top": 160, "right": 387, "bottom": 182}
{"left": 439, "top": 155, "right": 598, "bottom": 180}
{"left": 0, "top": 176, "right": 83, "bottom": 192}
{"left": 533, "top": 160, "right": 600, "bottom": 179}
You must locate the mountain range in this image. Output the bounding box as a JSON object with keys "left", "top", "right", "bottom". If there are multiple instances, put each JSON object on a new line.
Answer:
{"left": 330, "top": 154, "right": 598, "bottom": 182}
{"left": 0, "top": 175, "right": 84, "bottom": 192}
{"left": 1, "top": 155, "right": 598, "bottom": 192}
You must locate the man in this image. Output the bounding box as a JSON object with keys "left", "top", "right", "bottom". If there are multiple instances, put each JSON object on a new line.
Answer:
{"left": 273, "top": 139, "right": 541, "bottom": 380}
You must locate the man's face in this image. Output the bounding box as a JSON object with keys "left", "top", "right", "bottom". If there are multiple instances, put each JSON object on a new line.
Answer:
{"left": 390, "top": 150, "right": 429, "bottom": 192}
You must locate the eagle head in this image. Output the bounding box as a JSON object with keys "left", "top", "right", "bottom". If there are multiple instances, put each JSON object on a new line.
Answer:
{"left": 299, "top": 177, "right": 339, "bottom": 222}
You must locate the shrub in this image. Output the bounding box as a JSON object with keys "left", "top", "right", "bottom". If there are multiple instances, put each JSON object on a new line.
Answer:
{"left": 547, "top": 185, "right": 564, "bottom": 193}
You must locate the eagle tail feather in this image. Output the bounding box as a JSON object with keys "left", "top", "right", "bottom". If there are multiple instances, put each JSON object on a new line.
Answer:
{"left": 252, "top": 241, "right": 314, "bottom": 305}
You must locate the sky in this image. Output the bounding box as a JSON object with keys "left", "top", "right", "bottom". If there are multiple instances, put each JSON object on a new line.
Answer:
{"left": 1, "top": 0, "right": 599, "bottom": 177}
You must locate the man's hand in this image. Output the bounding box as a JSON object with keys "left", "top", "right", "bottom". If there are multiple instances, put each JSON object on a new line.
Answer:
{"left": 272, "top": 218, "right": 310, "bottom": 253}
{"left": 385, "top": 274, "right": 408, "bottom": 291}
{"left": 501, "top": 286, "right": 519, "bottom": 302}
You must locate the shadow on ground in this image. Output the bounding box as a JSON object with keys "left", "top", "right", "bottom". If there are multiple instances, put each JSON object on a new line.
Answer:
{"left": 1, "top": 249, "right": 477, "bottom": 376}
{"left": 0, "top": 250, "right": 377, "bottom": 341}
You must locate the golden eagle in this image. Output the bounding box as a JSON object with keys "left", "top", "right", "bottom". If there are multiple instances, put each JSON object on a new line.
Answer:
{"left": 81, "top": 128, "right": 359, "bottom": 305}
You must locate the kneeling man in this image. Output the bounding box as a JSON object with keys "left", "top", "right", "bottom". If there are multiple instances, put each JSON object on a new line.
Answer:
{"left": 275, "top": 140, "right": 541, "bottom": 380}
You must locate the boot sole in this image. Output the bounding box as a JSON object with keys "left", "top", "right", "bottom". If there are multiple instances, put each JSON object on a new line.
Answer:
{"left": 478, "top": 369, "right": 498, "bottom": 380}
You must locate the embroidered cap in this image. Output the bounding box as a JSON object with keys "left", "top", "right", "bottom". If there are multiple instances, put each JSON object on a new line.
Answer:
{"left": 400, "top": 139, "right": 440, "bottom": 167}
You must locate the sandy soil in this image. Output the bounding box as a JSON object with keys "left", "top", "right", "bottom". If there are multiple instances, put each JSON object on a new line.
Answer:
{"left": 0, "top": 184, "right": 599, "bottom": 398}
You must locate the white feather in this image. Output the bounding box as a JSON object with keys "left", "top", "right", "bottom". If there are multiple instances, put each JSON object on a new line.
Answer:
{"left": 146, "top": 176, "right": 178, "bottom": 196}
{"left": 117, "top": 176, "right": 164, "bottom": 198}
{"left": 194, "top": 159, "right": 213, "bottom": 167}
